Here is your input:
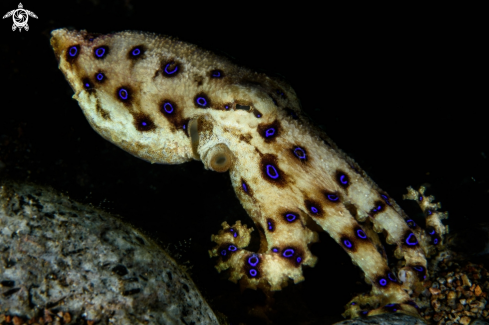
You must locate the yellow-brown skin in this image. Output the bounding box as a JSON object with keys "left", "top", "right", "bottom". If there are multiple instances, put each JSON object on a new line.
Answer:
{"left": 51, "top": 28, "right": 447, "bottom": 318}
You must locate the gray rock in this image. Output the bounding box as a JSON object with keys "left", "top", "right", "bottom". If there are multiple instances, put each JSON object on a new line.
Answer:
{"left": 0, "top": 181, "right": 220, "bottom": 325}
{"left": 333, "top": 313, "right": 427, "bottom": 325}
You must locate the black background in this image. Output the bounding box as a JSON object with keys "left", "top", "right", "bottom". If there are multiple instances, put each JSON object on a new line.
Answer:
{"left": 0, "top": 2, "right": 487, "bottom": 324}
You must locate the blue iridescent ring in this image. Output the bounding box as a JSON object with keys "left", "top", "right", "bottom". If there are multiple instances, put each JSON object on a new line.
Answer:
{"left": 296, "top": 257, "right": 302, "bottom": 263}
{"left": 340, "top": 174, "right": 348, "bottom": 185}
{"left": 283, "top": 249, "right": 294, "bottom": 258}
{"left": 343, "top": 239, "right": 352, "bottom": 248}
{"left": 379, "top": 278, "right": 387, "bottom": 286}
{"left": 267, "top": 221, "right": 273, "bottom": 231}
{"left": 228, "top": 245, "right": 237, "bottom": 252}
{"left": 406, "top": 233, "right": 418, "bottom": 246}
{"left": 249, "top": 269, "right": 257, "bottom": 277}
{"left": 164, "top": 62, "right": 178, "bottom": 75}
{"left": 387, "top": 272, "right": 397, "bottom": 282}
{"left": 132, "top": 48, "right": 141, "bottom": 56}
{"left": 163, "top": 102, "right": 173, "bottom": 114}
{"left": 119, "top": 88, "right": 128, "bottom": 100}
{"left": 248, "top": 256, "right": 259, "bottom": 267}
{"left": 265, "top": 128, "right": 275, "bottom": 137}
{"left": 96, "top": 73, "right": 104, "bottom": 81}
{"left": 356, "top": 229, "right": 367, "bottom": 239}
{"left": 68, "top": 46, "right": 78, "bottom": 57}
{"left": 293, "top": 147, "right": 306, "bottom": 160}
{"left": 196, "top": 97, "right": 207, "bottom": 107}
{"left": 95, "top": 47, "right": 105, "bottom": 58}
{"left": 285, "top": 213, "right": 297, "bottom": 222}
{"left": 327, "top": 194, "right": 339, "bottom": 202}
{"left": 266, "top": 165, "right": 279, "bottom": 179}
{"left": 310, "top": 206, "right": 318, "bottom": 214}
{"left": 220, "top": 250, "right": 226, "bottom": 256}
{"left": 242, "top": 182, "right": 247, "bottom": 192}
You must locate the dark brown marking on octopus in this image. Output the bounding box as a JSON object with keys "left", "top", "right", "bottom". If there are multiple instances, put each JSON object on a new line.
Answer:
{"left": 304, "top": 199, "right": 324, "bottom": 218}
{"left": 257, "top": 120, "right": 281, "bottom": 143}
{"left": 132, "top": 112, "right": 156, "bottom": 132}
{"left": 259, "top": 154, "right": 287, "bottom": 187}
{"left": 240, "top": 178, "right": 253, "bottom": 197}
{"left": 335, "top": 170, "right": 350, "bottom": 190}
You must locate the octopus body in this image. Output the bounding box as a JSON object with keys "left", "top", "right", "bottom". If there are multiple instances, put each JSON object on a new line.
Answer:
{"left": 50, "top": 28, "right": 447, "bottom": 318}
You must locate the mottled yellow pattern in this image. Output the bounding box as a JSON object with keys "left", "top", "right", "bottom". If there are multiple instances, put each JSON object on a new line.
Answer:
{"left": 51, "top": 28, "right": 447, "bottom": 318}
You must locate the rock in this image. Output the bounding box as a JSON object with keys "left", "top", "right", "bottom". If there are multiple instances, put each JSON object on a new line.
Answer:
{"left": 333, "top": 313, "right": 427, "bottom": 325}
{"left": 0, "top": 181, "right": 219, "bottom": 325}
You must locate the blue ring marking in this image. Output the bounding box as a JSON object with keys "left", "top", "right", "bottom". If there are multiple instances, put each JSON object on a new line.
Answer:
{"left": 228, "top": 245, "right": 237, "bottom": 252}
{"left": 265, "top": 128, "right": 275, "bottom": 137}
{"left": 428, "top": 228, "right": 436, "bottom": 235}
{"left": 242, "top": 182, "right": 247, "bottom": 192}
{"left": 256, "top": 114, "right": 262, "bottom": 118}
{"left": 211, "top": 70, "right": 221, "bottom": 78}
{"left": 267, "top": 221, "right": 273, "bottom": 231}
{"left": 351, "top": 302, "right": 356, "bottom": 305}
{"left": 379, "top": 278, "right": 387, "bottom": 286}
{"left": 266, "top": 164, "right": 279, "bottom": 179}
{"left": 427, "top": 210, "right": 433, "bottom": 215}
{"left": 132, "top": 48, "right": 141, "bottom": 56}
{"left": 387, "top": 272, "right": 397, "bottom": 282}
{"left": 119, "top": 88, "right": 128, "bottom": 100}
{"left": 406, "top": 233, "right": 418, "bottom": 246}
{"left": 163, "top": 102, "right": 174, "bottom": 114}
{"left": 220, "top": 250, "right": 226, "bottom": 256}
{"left": 293, "top": 147, "right": 306, "bottom": 160}
{"left": 96, "top": 73, "right": 104, "bottom": 81}
{"left": 283, "top": 249, "right": 294, "bottom": 258}
{"left": 372, "top": 204, "right": 383, "bottom": 212}
{"left": 164, "top": 62, "right": 178, "bottom": 75}
{"left": 69, "top": 46, "right": 78, "bottom": 57}
{"left": 343, "top": 239, "right": 352, "bottom": 248}
{"left": 310, "top": 206, "right": 318, "bottom": 214}
{"left": 230, "top": 228, "right": 234, "bottom": 232}
{"left": 183, "top": 125, "right": 186, "bottom": 130}
{"left": 249, "top": 269, "right": 257, "bottom": 277}
{"left": 84, "top": 82, "right": 90, "bottom": 88}
{"left": 361, "top": 311, "right": 369, "bottom": 316}
{"left": 340, "top": 174, "right": 348, "bottom": 185}
{"left": 141, "top": 122, "right": 147, "bottom": 127}
{"left": 196, "top": 97, "right": 207, "bottom": 107}
{"left": 419, "top": 196, "right": 423, "bottom": 201}
{"left": 272, "top": 247, "right": 279, "bottom": 253}
{"left": 406, "top": 219, "right": 416, "bottom": 228}
{"left": 327, "top": 194, "right": 339, "bottom": 202}
{"left": 433, "top": 238, "right": 439, "bottom": 245}
{"left": 296, "top": 256, "right": 302, "bottom": 263}
{"left": 381, "top": 194, "right": 392, "bottom": 206}
{"left": 248, "top": 256, "right": 259, "bottom": 267}
{"left": 225, "top": 105, "right": 229, "bottom": 110}
{"left": 285, "top": 213, "right": 297, "bottom": 222}
{"left": 413, "top": 266, "right": 424, "bottom": 272}
{"left": 95, "top": 47, "right": 105, "bottom": 58}
{"left": 356, "top": 229, "right": 367, "bottom": 239}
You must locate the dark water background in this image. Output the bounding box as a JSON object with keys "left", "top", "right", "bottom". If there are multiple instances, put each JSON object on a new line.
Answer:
{"left": 0, "top": 2, "right": 486, "bottom": 324}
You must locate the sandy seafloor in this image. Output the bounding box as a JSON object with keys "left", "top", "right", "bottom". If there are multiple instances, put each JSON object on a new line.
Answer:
{"left": 0, "top": 1, "right": 486, "bottom": 324}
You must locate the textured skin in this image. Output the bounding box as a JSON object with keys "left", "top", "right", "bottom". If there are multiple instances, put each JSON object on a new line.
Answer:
{"left": 50, "top": 28, "right": 448, "bottom": 318}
